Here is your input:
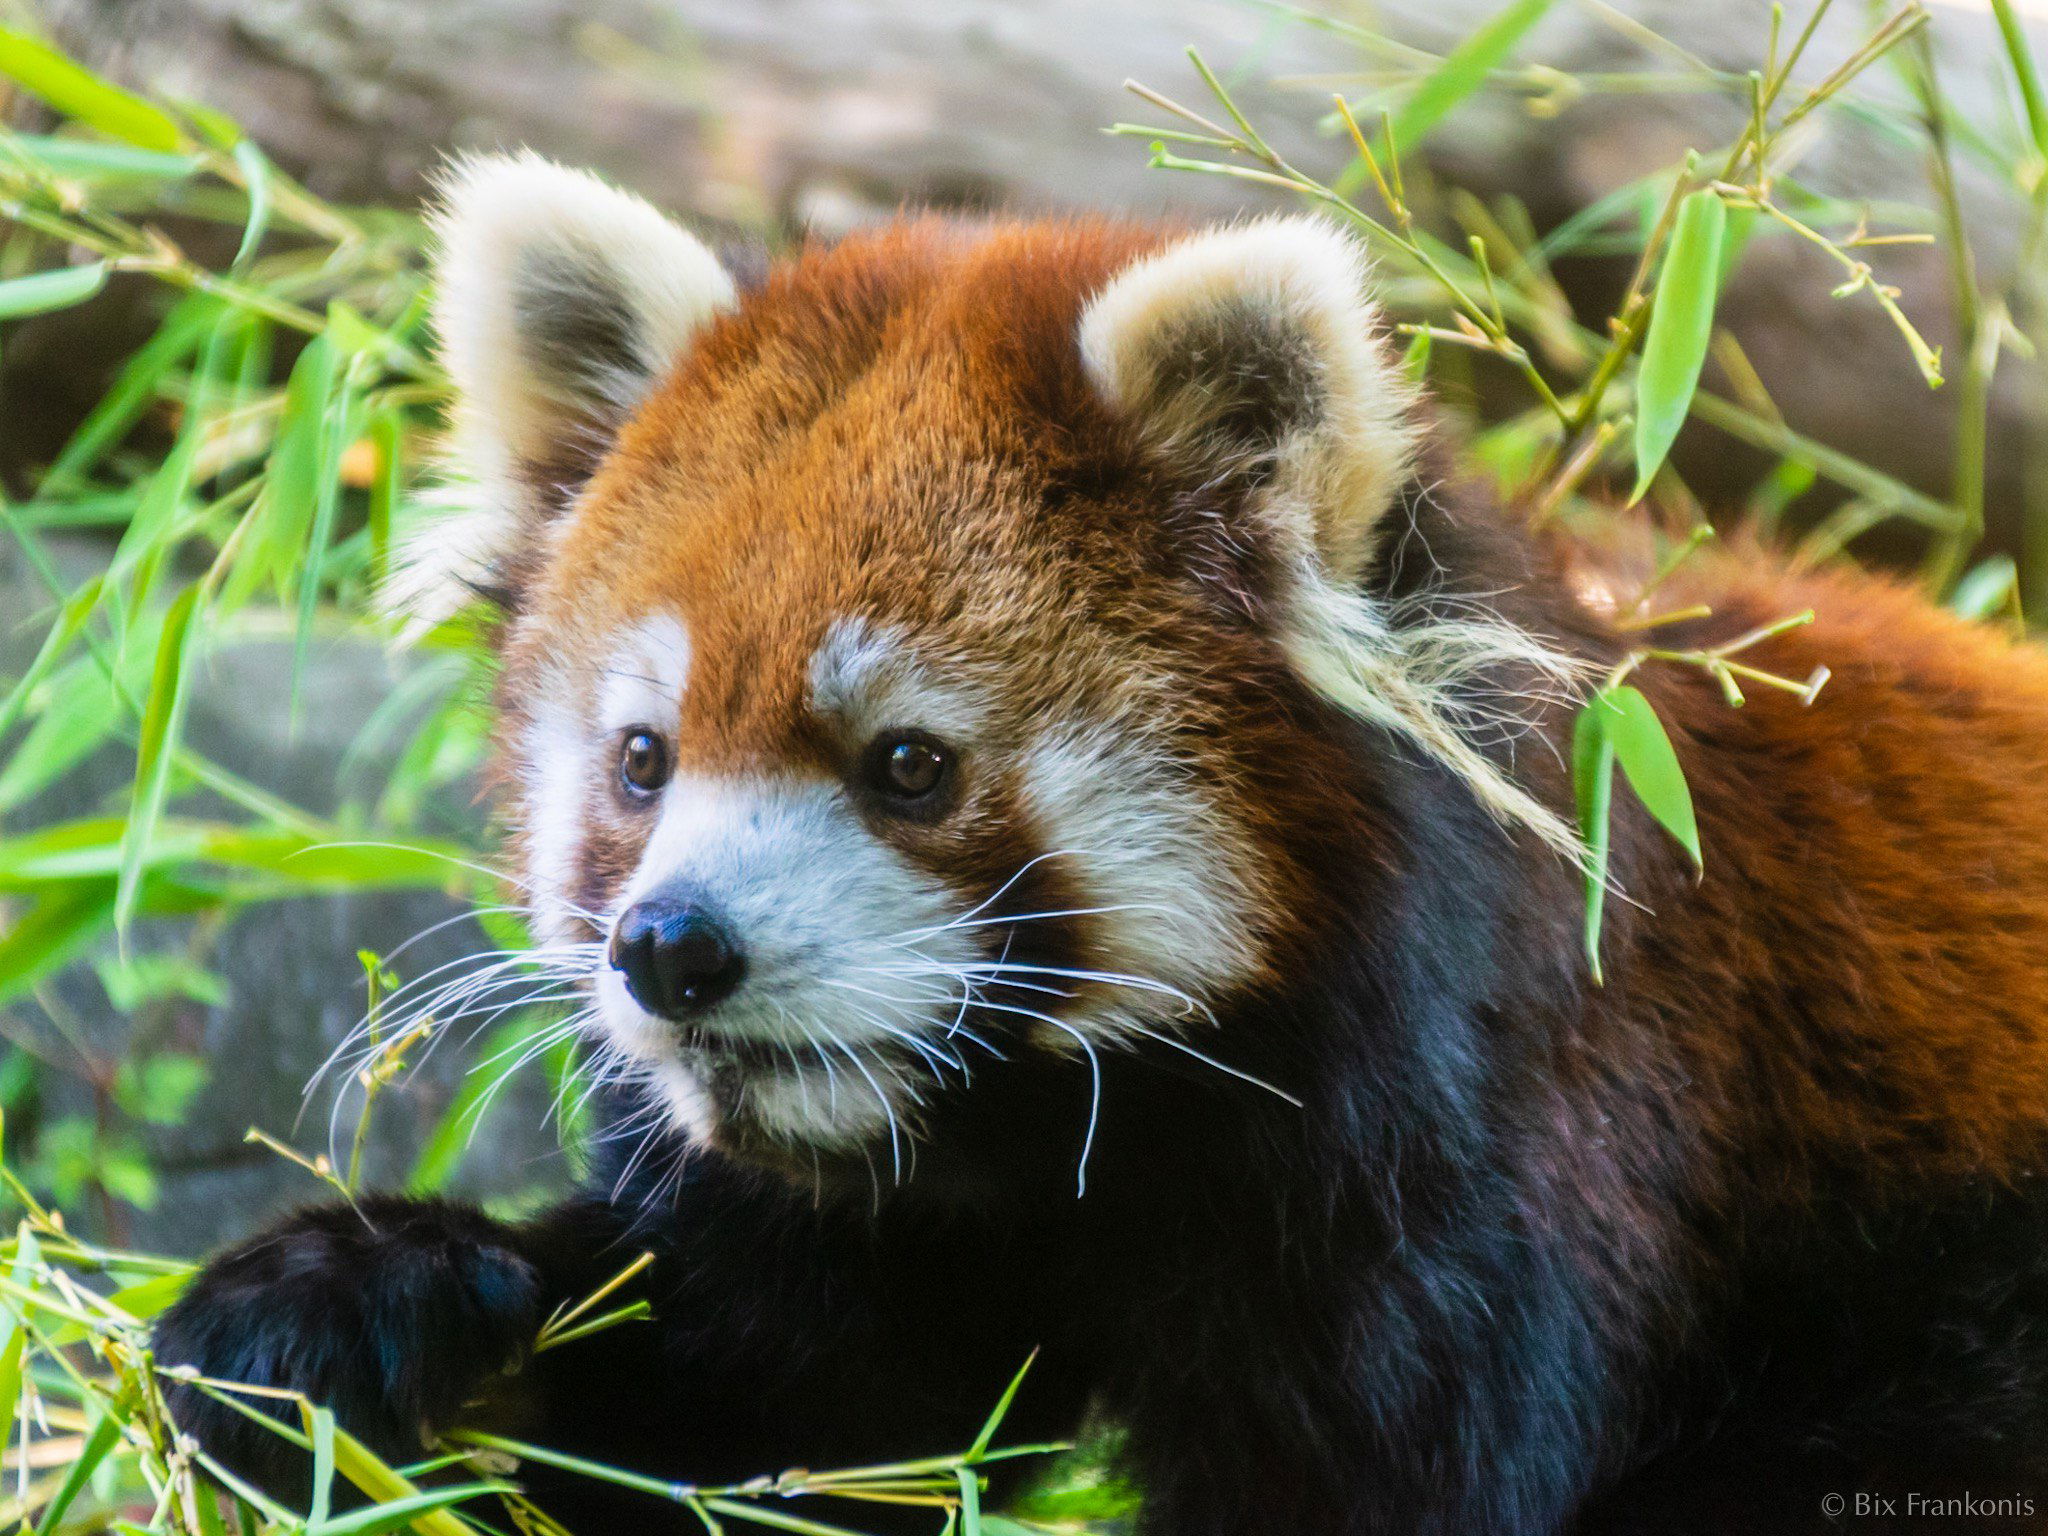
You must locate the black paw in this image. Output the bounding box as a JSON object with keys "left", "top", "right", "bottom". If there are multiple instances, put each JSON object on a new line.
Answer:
{"left": 154, "top": 1196, "right": 540, "bottom": 1505}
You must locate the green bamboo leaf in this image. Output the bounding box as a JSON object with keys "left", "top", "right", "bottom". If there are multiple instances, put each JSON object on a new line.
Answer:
{"left": 33, "top": 1408, "right": 121, "bottom": 1535}
{"left": 1950, "top": 554, "right": 2021, "bottom": 622}
{"left": 115, "top": 585, "right": 202, "bottom": 934}
{"left": 1990, "top": 0, "right": 2048, "bottom": 162}
{"left": 0, "top": 657, "right": 122, "bottom": 813}
{"left": 301, "top": 1406, "right": 486, "bottom": 1536}
{"left": 0, "top": 573, "right": 104, "bottom": 744}
{"left": 0, "top": 1319, "right": 25, "bottom": 1463}
{"left": 958, "top": 1466, "right": 983, "bottom": 1536}
{"left": 3, "top": 131, "right": 200, "bottom": 180}
{"left": 1631, "top": 188, "right": 1727, "bottom": 504}
{"left": 230, "top": 138, "right": 272, "bottom": 271}
{"left": 0, "top": 28, "right": 184, "bottom": 151}
{"left": 0, "top": 885, "right": 112, "bottom": 1009}
{"left": 1602, "top": 684, "right": 1702, "bottom": 871}
{"left": 293, "top": 347, "right": 362, "bottom": 724}
{"left": 309, "top": 1405, "right": 338, "bottom": 1525}
{"left": 0, "top": 261, "right": 107, "bottom": 320}
{"left": 1572, "top": 700, "right": 1615, "bottom": 985}
{"left": 228, "top": 332, "right": 336, "bottom": 609}
{"left": 367, "top": 403, "right": 403, "bottom": 592}
{"left": 1388, "top": 0, "right": 1554, "bottom": 153}
{"left": 969, "top": 1351, "right": 1039, "bottom": 1460}
{"left": 304, "top": 1485, "right": 504, "bottom": 1536}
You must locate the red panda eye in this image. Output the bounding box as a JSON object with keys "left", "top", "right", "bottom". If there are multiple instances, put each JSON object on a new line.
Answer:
{"left": 619, "top": 730, "right": 671, "bottom": 795}
{"left": 868, "top": 736, "right": 950, "bottom": 803}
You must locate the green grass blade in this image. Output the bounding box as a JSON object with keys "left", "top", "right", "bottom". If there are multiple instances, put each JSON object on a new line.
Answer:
{"left": 0, "top": 261, "right": 107, "bottom": 320}
{"left": 1631, "top": 188, "right": 1727, "bottom": 503}
{"left": 0, "top": 28, "right": 184, "bottom": 151}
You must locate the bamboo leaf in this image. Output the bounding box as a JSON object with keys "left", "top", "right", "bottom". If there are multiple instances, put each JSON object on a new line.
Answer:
{"left": 1388, "top": 0, "right": 1554, "bottom": 153}
{"left": 969, "top": 1351, "right": 1038, "bottom": 1460}
{"left": 0, "top": 1319, "right": 25, "bottom": 1464}
{"left": 307, "top": 1410, "right": 486, "bottom": 1536}
{"left": 0, "top": 573, "right": 104, "bottom": 744}
{"left": 1950, "top": 554, "right": 2021, "bottom": 621}
{"left": 230, "top": 138, "right": 272, "bottom": 271}
{"left": 1602, "top": 684, "right": 1702, "bottom": 872}
{"left": 1990, "top": 0, "right": 2048, "bottom": 161}
{"left": 3, "top": 132, "right": 200, "bottom": 180}
{"left": 32, "top": 1408, "right": 120, "bottom": 1535}
{"left": 309, "top": 1405, "right": 337, "bottom": 1525}
{"left": 1572, "top": 700, "right": 1616, "bottom": 985}
{"left": 114, "top": 585, "right": 201, "bottom": 934}
{"left": 227, "top": 332, "right": 337, "bottom": 609}
{"left": 0, "top": 28, "right": 184, "bottom": 151}
{"left": 0, "top": 262, "right": 107, "bottom": 320}
{"left": 305, "top": 1485, "right": 504, "bottom": 1536}
{"left": 1632, "top": 188, "right": 1727, "bottom": 503}
{"left": 0, "top": 882, "right": 115, "bottom": 1009}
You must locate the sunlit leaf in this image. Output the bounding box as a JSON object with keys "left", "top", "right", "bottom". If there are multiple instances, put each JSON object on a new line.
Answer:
{"left": 1388, "top": 0, "right": 1553, "bottom": 153}
{"left": 1950, "top": 554, "right": 2021, "bottom": 622}
{"left": 1602, "top": 684, "right": 1701, "bottom": 871}
{"left": 115, "top": 584, "right": 201, "bottom": 933}
{"left": 0, "top": 28, "right": 183, "bottom": 151}
{"left": 2, "top": 131, "right": 201, "bottom": 180}
{"left": 1631, "top": 188, "right": 1727, "bottom": 504}
{"left": 32, "top": 1407, "right": 120, "bottom": 1534}
{"left": 0, "top": 261, "right": 107, "bottom": 320}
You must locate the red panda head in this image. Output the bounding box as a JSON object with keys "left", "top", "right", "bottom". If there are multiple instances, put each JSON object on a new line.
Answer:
{"left": 403, "top": 155, "right": 1582, "bottom": 1181}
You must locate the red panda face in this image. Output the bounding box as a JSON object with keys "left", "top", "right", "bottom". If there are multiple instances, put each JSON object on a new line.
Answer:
{"left": 406, "top": 157, "right": 1579, "bottom": 1179}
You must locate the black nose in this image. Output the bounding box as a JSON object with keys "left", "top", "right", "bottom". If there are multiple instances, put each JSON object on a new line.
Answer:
{"left": 609, "top": 894, "right": 746, "bottom": 1019}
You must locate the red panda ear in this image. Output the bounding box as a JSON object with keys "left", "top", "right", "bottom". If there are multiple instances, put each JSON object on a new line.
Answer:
{"left": 1078, "top": 216, "right": 1420, "bottom": 583}
{"left": 390, "top": 153, "right": 735, "bottom": 627}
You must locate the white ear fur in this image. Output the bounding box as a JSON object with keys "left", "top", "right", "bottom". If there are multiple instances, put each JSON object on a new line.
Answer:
{"left": 1078, "top": 215, "right": 1420, "bottom": 581}
{"left": 389, "top": 152, "right": 735, "bottom": 629}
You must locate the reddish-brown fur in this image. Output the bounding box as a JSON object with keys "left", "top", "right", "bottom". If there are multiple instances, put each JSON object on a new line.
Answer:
{"left": 165, "top": 212, "right": 2048, "bottom": 1534}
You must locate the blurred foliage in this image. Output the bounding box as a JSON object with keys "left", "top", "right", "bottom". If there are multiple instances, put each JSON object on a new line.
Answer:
{"left": 0, "top": 0, "right": 2039, "bottom": 1528}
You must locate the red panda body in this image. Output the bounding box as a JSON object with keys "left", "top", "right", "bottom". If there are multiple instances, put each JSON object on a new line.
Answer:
{"left": 156, "top": 175, "right": 2048, "bottom": 1534}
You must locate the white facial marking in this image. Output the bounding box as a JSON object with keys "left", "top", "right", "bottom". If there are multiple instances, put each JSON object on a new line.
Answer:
{"left": 1022, "top": 723, "right": 1263, "bottom": 1011}
{"left": 808, "top": 617, "right": 985, "bottom": 741}
{"left": 521, "top": 691, "right": 594, "bottom": 946}
{"left": 600, "top": 614, "right": 692, "bottom": 736}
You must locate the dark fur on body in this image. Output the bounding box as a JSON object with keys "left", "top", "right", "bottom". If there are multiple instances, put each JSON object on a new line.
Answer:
{"left": 159, "top": 455, "right": 2048, "bottom": 1534}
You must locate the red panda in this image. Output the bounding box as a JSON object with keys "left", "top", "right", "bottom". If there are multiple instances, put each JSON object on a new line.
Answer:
{"left": 157, "top": 154, "right": 2048, "bottom": 1535}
